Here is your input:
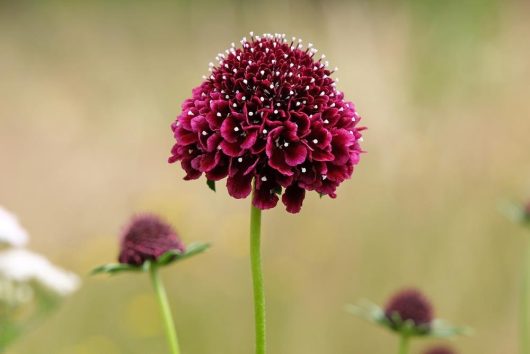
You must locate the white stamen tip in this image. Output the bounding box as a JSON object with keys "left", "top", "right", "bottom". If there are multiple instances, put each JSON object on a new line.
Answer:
{"left": 238, "top": 157, "right": 243, "bottom": 162}
{"left": 261, "top": 176, "right": 267, "bottom": 182}
{"left": 234, "top": 127, "right": 240, "bottom": 132}
{"left": 313, "top": 139, "right": 318, "bottom": 144}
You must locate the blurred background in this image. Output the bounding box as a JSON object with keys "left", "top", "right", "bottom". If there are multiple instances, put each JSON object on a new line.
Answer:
{"left": 1, "top": 0, "right": 530, "bottom": 353}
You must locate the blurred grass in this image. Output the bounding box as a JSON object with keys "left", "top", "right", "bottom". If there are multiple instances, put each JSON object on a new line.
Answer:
{"left": 1, "top": 0, "right": 530, "bottom": 353}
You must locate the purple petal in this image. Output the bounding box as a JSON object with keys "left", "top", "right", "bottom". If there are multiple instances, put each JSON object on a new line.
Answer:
{"left": 226, "top": 174, "right": 253, "bottom": 199}
{"left": 282, "top": 184, "right": 306, "bottom": 213}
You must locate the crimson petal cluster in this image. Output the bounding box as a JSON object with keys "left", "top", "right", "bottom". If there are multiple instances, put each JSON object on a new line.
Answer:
{"left": 169, "top": 33, "right": 364, "bottom": 213}
{"left": 118, "top": 214, "right": 185, "bottom": 266}
{"left": 384, "top": 288, "right": 434, "bottom": 327}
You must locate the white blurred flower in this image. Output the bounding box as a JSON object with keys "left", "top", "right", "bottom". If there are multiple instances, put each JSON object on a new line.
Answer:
{"left": 0, "top": 249, "right": 80, "bottom": 296}
{"left": 0, "top": 206, "right": 29, "bottom": 247}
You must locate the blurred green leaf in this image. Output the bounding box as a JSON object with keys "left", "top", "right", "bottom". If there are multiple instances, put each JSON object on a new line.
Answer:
{"left": 207, "top": 180, "right": 216, "bottom": 192}
{"left": 91, "top": 263, "right": 141, "bottom": 275}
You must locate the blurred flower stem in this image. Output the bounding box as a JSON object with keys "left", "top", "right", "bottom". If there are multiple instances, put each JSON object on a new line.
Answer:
{"left": 398, "top": 334, "right": 410, "bottom": 354}
{"left": 150, "top": 264, "right": 181, "bottom": 354}
{"left": 250, "top": 198, "right": 266, "bottom": 354}
{"left": 522, "top": 236, "right": 530, "bottom": 354}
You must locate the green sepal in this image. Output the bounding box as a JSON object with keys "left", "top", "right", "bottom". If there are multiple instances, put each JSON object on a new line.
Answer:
{"left": 273, "top": 186, "right": 282, "bottom": 196}
{"left": 207, "top": 180, "right": 216, "bottom": 192}
{"left": 91, "top": 242, "right": 210, "bottom": 276}
{"left": 91, "top": 263, "right": 142, "bottom": 275}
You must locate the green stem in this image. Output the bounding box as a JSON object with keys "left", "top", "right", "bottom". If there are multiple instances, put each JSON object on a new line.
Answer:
{"left": 250, "top": 200, "right": 266, "bottom": 354}
{"left": 522, "top": 236, "right": 530, "bottom": 354}
{"left": 398, "top": 334, "right": 410, "bottom": 354}
{"left": 150, "top": 264, "right": 181, "bottom": 354}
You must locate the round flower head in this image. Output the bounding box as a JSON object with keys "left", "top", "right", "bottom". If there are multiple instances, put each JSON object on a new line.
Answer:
{"left": 423, "top": 345, "right": 456, "bottom": 354}
{"left": 384, "top": 288, "right": 434, "bottom": 332}
{"left": 169, "top": 33, "right": 364, "bottom": 213}
{"left": 118, "top": 214, "right": 185, "bottom": 266}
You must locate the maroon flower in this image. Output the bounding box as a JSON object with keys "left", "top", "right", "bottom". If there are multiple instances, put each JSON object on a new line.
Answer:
{"left": 169, "top": 33, "right": 364, "bottom": 213}
{"left": 385, "top": 288, "right": 434, "bottom": 327}
{"left": 423, "top": 346, "right": 456, "bottom": 354}
{"left": 118, "top": 214, "right": 185, "bottom": 266}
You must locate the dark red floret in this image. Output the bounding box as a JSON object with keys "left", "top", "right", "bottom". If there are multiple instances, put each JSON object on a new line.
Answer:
{"left": 384, "top": 288, "right": 434, "bottom": 327}
{"left": 118, "top": 214, "right": 185, "bottom": 266}
{"left": 169, "top": 33, "right": 364, "bottom": 213}
{"left": 423, "top": 346, "right": 456, "bottom": 354}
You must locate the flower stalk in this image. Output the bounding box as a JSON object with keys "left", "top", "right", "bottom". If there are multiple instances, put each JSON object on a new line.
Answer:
{"left": 398, "top": 333, "right": 410, "bottom": 354}
{"left": 150, "top": 263, "right": 181, "bottom": 354}
{"left": 250, "top": 195, "right": 266, "bottom": 354}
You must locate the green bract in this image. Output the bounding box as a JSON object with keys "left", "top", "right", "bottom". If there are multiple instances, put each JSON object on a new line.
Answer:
{"left": 346, "top": 301, "right": 471, "bottom": 338}
{"left": 91, "top": 242, "right": 210, "bottom": 276}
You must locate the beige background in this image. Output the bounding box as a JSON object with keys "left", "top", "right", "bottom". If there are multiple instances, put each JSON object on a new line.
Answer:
{"left": 1, "top": 1, "right": 530, "bottom": 353}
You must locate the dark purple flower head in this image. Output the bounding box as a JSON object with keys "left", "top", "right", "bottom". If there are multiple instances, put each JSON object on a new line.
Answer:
{"left": 423, "top": 346, "right": 456, "bottom": 354}
{"left": 169, "top": 33, "right": 364, "bottom": 213}
{"left": 118, "top": 214, "right": 185, "bottom": 266}
{"left": 384, "top": 288, "right": 434, "bottom": 328}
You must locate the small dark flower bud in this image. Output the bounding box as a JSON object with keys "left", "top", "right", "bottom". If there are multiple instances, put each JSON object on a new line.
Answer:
{"left": 118, "top": 214, "right": 185, "bottom": 266}
{"left": 423, "top": 345, "right": 456, "bottom": 354}
{"left": 384, "top": 288, "right": 433, "bottom": 328}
